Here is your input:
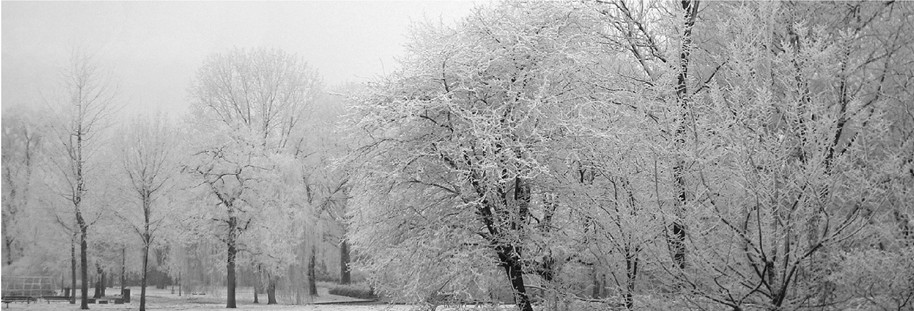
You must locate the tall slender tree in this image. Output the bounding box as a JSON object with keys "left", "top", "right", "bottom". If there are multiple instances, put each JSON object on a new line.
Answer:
{"left": 47, "top": 51, "right": 118, "bottom": 310}
{"left": 118, "top": 114, "right": 176, "bottom": 311}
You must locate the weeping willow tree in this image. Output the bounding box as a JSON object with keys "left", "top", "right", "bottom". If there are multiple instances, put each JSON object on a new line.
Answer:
{"left": 183, "top": 47, "right": 322, "bottom": 308}
{"left": 168, "top": 194, "right": 322, "bottom": 306}
{"left": 242, "top": 154, "right": 323, "bottom": 305}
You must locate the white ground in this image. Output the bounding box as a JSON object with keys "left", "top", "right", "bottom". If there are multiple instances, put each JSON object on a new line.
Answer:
{"left": 1, "top": 303, "right": 413, "bottom": 311}
{"left": 1, "top": 287, "right": 521, "bottom": 311}
{"left": 1, "top": 286, "right": 412, "bottom": 311}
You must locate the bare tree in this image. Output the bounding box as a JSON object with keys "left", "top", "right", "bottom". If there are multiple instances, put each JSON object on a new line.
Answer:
{"left": 118, "top": 114, "right": 176, "bottom": 311}
{"left": 47, "top": 50, "right": 118, "bottom": 310}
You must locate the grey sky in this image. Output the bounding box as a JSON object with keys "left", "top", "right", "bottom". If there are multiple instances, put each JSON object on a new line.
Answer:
{"left": 2, "top": 1, "right": 480, "bottom": 117}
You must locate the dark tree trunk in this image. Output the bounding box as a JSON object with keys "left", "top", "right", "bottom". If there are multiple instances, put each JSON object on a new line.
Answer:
{"left": 158, "top": 275, "right": 166, "bottom": 289}
{"left": 670, "top": 196, "right": 687, "bottom": 269}
{"left": 94, "top": 268, "right": 101, "bottom": 298}
{"left": 267, "top": 278, "right": 277, "bottom": 304}
{"left": 254, "top": 284, "right": 259, "bottom": 303}
{"left": 226, "top": 217, "right": 237, "bottom": 309}
{"left": 591, "top": 268, "right": 601, "bottom": 299}
{"left": 140, "top": 240, "right": 149, "bottom": 311}
{"left": 668, "top": 0, "right": 700, "bottom": 272}
{"left": 624, "top": 249, "right": 639, "bottom": 310}
{"left": 340, "top": 240, "right": 351, "bottom": 284}
{"left": 120, "top": 248, "right": 126, "bottom": 294}
{"left": 308, "top": 246, "right": 318, "bottom": 296}
{"left": 497, "top": 245, "right": 533, "bottom": 311}
{"left": 79, "top": 228, "right": 89, "bottom": 310}
{"left": 253, "top": 265, "right": 260, "bottom": 303}
{"left": 96, "top": 268, "right": 106, "bottom": 298}
{"left": 4, "top": 235, "right": 13, "bottom": 266}
{"left": 71, "top": 238, "right": 77, "bottom": 304}
{"left": 472, "top": 177, "right": 534, "bottom": 311}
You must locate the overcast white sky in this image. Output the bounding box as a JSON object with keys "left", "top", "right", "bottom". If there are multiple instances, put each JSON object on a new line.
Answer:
{"left": 1, "top": 1, "right": 481, "bottom": 117}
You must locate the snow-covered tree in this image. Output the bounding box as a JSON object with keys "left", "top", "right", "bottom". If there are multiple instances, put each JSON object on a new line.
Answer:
{"left": 184, "top": 47, "right": 321, "bottom": 308}
{"left": 347, "top": 3, "right": 602, "bottom": 310}
{"left": 2, "top": 105, "right": 46, "bottom": 266}
{"left": 45, "top": 50, "right": 119, "bottom": 310}
{"left": 665, "top": 2, "right": 914, "bottom": 309}
{"left": 117, "top": 114, "right": 178, "bottom": 311}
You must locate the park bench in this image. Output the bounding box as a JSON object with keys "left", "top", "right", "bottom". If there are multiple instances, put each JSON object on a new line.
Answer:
{"left": 94, "top": 297, "right": 125, "bottom": 304}
{"left": 2, "top": 296, "right": 38, "bottom": 307}
{"left": 91, "top": 295, "right": 125, "bottom": 304}
{"left": 2, "top": 275, "right": 57, "bottom": 306}
{"left": 42, "top": 295, "right": 71, "bottom": 303}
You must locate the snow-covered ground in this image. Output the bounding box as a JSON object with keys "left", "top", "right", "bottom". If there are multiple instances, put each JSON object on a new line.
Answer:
{"left": 1, "top": 286, "right": 410, "bottom": 311}
{"left": 1, "top": 303, "right": 413, "bottom": 311}
{"left": 0, "top": 286, "right": 526, "bottom": 311}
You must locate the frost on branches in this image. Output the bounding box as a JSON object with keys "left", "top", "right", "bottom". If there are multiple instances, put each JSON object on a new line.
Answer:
{"left": 183, "top": 48, "right": 322, "bottom": 308}
{"left": 346, "top": 1, "right": 914, "bottom": 311}
{"left": 347, "top": 4, "right": 602, "bottom": 311}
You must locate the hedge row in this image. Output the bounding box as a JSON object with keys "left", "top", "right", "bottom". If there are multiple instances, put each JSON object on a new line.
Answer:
{"left": 328, "top": 284, "right": 376, "bottom": 300}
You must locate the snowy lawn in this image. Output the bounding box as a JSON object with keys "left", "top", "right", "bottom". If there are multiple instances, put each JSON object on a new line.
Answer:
{"left": 1, "top": 286, "right": 408, "bottom": 311}
{"left": 0, "top": 303, "right": 413, "bottom": 311}
{"left": 1, "top": 286, "right": 524, "bottom": 311}
{"left": 0, "top": 303, "right": 520, "bottom": 311}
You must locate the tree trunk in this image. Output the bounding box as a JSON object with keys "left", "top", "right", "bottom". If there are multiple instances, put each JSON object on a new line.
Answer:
{"left": 591, "top": 268, "right": 601, "bottom": 299}
{"left": 308, "top": 246, "right": 318, "bottom": 296}
{"left": 471, "top": 176, "right": 533, "bottom": 311}
{"left": 140, "top": 241, "right": 149, "bottom": 311}
{"left": 254, "top": 284, "right": 259, "bottom": 303}
{"left": 668, "top": 0, "right": 700, "bottom": 271}
{"left": 120, "top": 248, "right": 126, "bottom": 294}
{"left": 267, "top": 278, "right": 277, "bottom": 304}
{"left": 79, "top": 228, "right": 89, "bottom": 310}
{"left": 253, "top": 265, "right": 260, "bottom": 303}
{"left": 473, "top": 179, "right": 533, "bottom": 311}
{"left": 625, "top": 249, "right": 639, "bottom": 310}
{"left": 340, "top": 240, "right": 351, "bottom": 284}
{"left": 94, "top": 272, "right": 100, "bottom": 299}
{"left": 156, "top": 268, "right": 167, "bottom": 289}
{"left": 98, "top": 268, "right": 106, "bottom": 298}
{"left": 4, "top": 235, "right": 13, "bottom": 266}
{"left": 226, "top": 218, "right": 237, "bottom": 309}
{"left": 94, "top": 265, "right": 102, "bottom": 299}
{"left": 498, "top": 246, "right": 533, "bottom": 311}
{"left": 71, "top": 238, "right": 77, "bottom": 304}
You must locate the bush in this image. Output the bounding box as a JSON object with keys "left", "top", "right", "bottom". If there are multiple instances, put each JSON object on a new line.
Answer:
{"left": 328, "top": 283, "right": 377, "bottom": 300}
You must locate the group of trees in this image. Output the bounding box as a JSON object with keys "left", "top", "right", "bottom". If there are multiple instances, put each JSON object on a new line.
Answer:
{"left": 346, "top": 1, "right": 914, "bottom": 311}
{"left": 1, "top": 49, "right": 352, "bottom": 309}
{"left": 3, "top": 1, "right": 913, "bottom": 311}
